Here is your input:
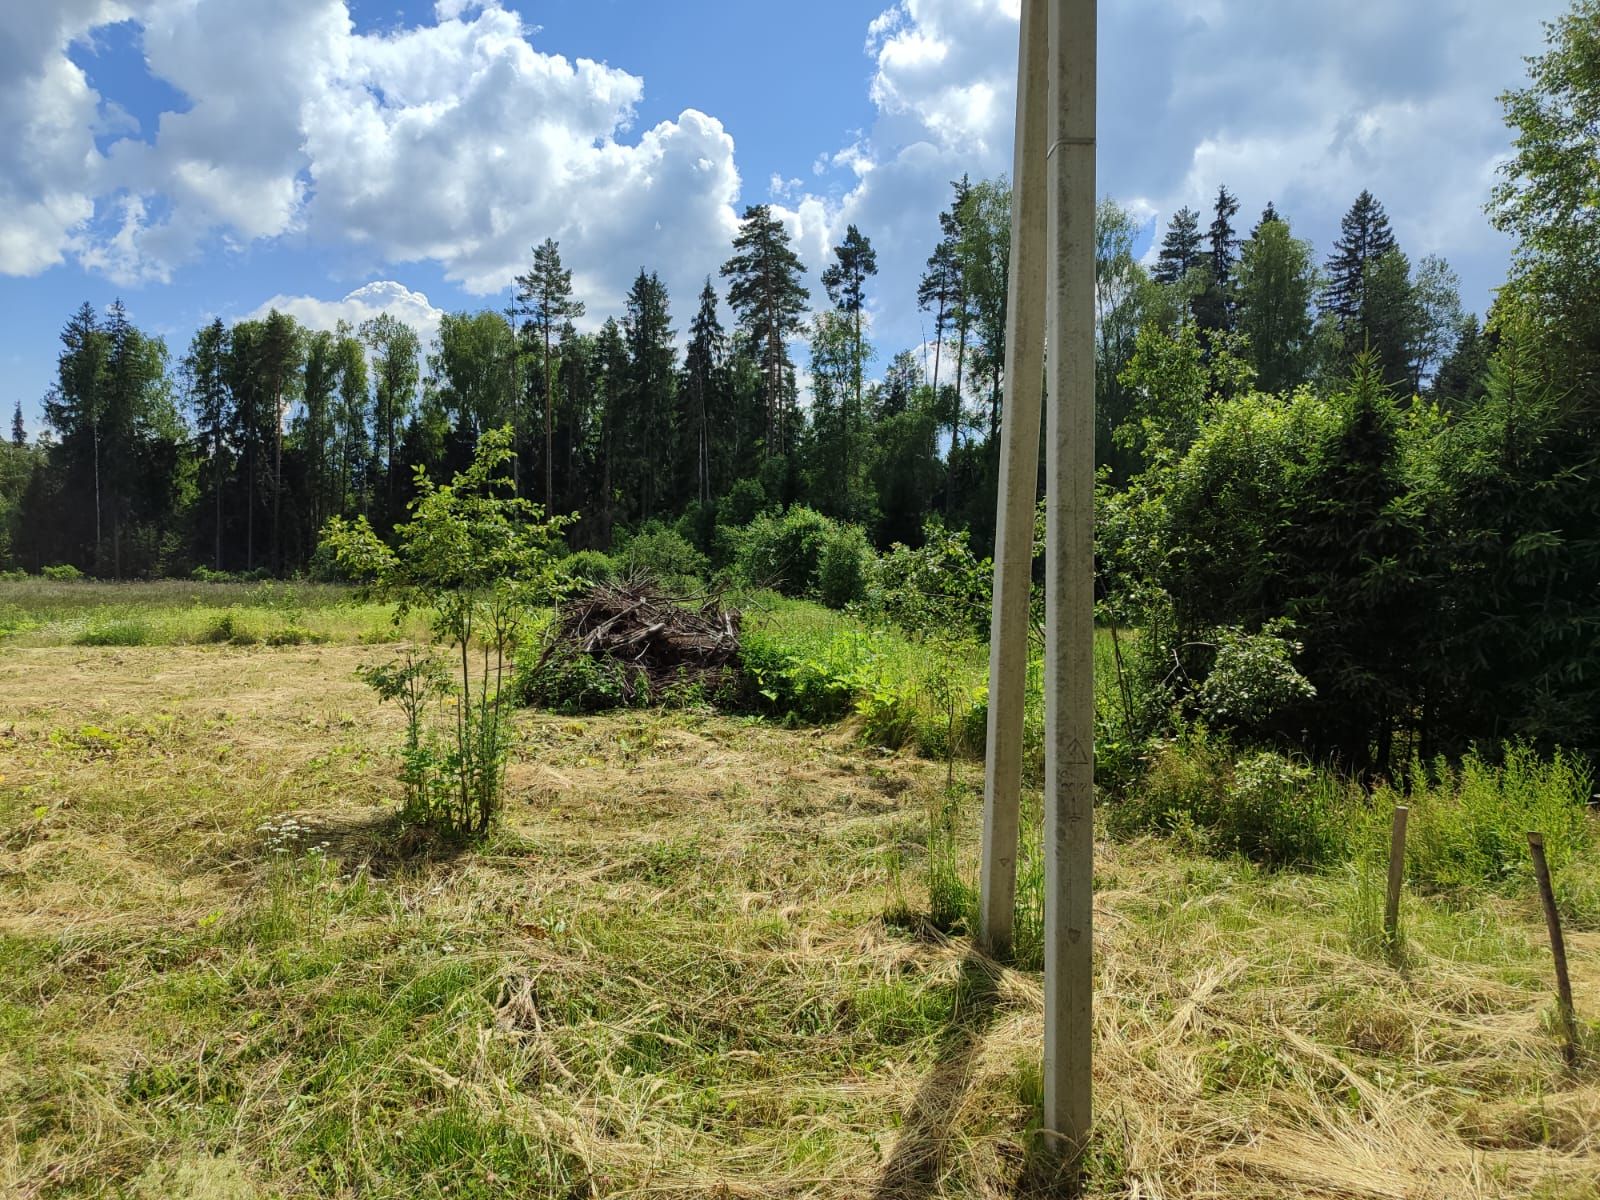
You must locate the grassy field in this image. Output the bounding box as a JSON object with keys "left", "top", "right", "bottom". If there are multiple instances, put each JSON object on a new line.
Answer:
{"left": 2, "top": 590, "right": 1598, "bottom": 1197}
{"left": 0, "top": 578, "right": 424, "bottom": 647}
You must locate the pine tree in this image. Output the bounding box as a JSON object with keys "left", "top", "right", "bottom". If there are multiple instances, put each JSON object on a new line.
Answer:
{"left": 1154, "top": 206, "right": 1204, "bottom": 285}
{"left": 821, "top": 224, "right": 878, "bottom": 496}
{"left": 916, "top": 214, "right": 962, "bottom": 401}
{"left": 721, "top": 205, "right": 809, "bottom": 456}
{"left": 593, "top": 318, "right": 628, "bottom": 544}
{"left": 10, "top": 402, "right": 24, "bottom": 448}
{"left": 514, "top": 238, "right": 585, "bottom": 509}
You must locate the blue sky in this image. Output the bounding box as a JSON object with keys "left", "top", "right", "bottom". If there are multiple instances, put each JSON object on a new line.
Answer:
{"left": 1, "top": 0, "right": 1571, "bottom": 433}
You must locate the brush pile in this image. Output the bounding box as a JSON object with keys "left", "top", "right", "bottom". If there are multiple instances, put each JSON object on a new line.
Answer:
{"left": 533, "top": 580, "right": 743, "bottom": 706}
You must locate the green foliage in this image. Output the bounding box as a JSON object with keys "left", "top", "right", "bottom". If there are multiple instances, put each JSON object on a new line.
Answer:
{"left": 816, "top": 523, "right": 875, "bottom": 609}
{"left": 41, "top": 564, "right": 83, "bottom": 582}
{"left": 732, "top": 506, "right": 834, "bottom": 596}
{"left": 1368, "top": 746, "right": 1595, "bottom": 899}
{"left": 322, "top": 427, "right": 568, "bottom": 839}
{"left": 870, "top": 523, "right": 990, "bottom": 637}
{"left": 614, "top": 524, "right": 707, "bottom": 591}
{"left": 1192, "top": 620, "right": 1317, "bottom": 731}
{"left": 515, "top": 645, "right": 632, "bottom": 715}
{"left": 560, "top": 549, "right": 617, "bottom": 589}
{"left": 1112, "top": 731, "right": 1352, "bottom": 868}
{"left": 74, "top": 618, "right": 152, "bottom": 646}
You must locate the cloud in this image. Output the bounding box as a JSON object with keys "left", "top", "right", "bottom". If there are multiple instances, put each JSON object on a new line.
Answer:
{"left": 247, "top": 281, "right": 446, "bottom": 353}
{"left": 786, "top": 0, "right": 1567, "bottom": 364}
{"left": 2, "top": 0, "right": 742, "bottom": 324}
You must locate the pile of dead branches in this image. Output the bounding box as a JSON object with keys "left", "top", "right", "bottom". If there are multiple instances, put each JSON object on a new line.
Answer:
{"left": 533, "top": 580, "right": 742, "bottom": 705}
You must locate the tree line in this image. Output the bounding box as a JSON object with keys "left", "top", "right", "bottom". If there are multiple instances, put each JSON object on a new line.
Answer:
{"left": 0, "top": 171, "right": 1483, "bottom": 579}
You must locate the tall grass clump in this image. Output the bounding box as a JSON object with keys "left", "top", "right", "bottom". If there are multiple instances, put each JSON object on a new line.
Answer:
{"left": 1370, "top": 746, "right": 1596, "bottom": 908}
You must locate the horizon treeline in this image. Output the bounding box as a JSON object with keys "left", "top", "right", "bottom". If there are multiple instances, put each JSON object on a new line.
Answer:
{"left": 0, "top": 172, "right": 1486, "bottom": 578}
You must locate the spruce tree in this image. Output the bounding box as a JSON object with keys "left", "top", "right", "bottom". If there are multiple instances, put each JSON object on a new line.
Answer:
{"left": 1321, "top": 190, "right": 1398, "bottom": 330}
{"left": 682, "top": 280, "right": 726, "bottom": 507}
{"left": 10, "top": 402, "right": 24, "bottom": 448}
{"left": 720, "top": 205, "right": 809, "bottom": 456}
{"left": 181, "top": 318, "right": 233, "bottom": 569}
{"left": 622, "top": 270, "right": 675, "bottom": 522}
{"left": 1153, "top": 206, "right": 1204, "bottom": 285}
{"left": 514, "top": 238, "right": 585, "bottom": 509}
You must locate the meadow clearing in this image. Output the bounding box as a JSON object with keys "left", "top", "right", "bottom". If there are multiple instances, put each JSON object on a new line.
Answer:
{"left": 1, "top": 580, "right": 1598, "bottom": 1199}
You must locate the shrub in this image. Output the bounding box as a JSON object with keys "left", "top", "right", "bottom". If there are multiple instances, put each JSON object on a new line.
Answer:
{"left": 561, "top": 550, "right": 617, "bottom": 589}
{"left": 201, "top": 610, "right": 259, "bottom": 645}
{"left": 516, "top": 645, "right": 633, "bottom": 714}
{"left": 734, "top": 507, "right": 834, "bottom": 597}
{"left": 615, "top": 524, "right": 708, "bottom": 591}
{"left": 872, "top": 524, "right": 990, "bottom": 636}
{"left": 1110, "top": 733, "right": 1350, "bottom": 868}
{"left": 0, "top": 568, "right": 27, "bottom": 581}
{"left": 720, "top": 477, "right": 767, "bottom": 527}
{"left": 41, "top": 564, "right": 83, "bottom": 581}
{"left": 817, "top": 524, "right": 876, "bottom": 609}
{"left": 1192, "top": 620, "right": 1316, "bottom": 732}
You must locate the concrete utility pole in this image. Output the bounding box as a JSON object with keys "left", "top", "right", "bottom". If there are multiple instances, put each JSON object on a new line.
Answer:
{"left": 979, "top": 0, "right": 1049, "bottom": 961}
{"left": 1043, "top": 0, "right": 1097, "bottom": 1159}
{"left": 977, "top": 0, "right": 1097, "bottom": 1167}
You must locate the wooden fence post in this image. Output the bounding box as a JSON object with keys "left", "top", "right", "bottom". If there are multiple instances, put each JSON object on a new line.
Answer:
{"left": 1384, "top": 805, "right": 1408, "bottom": 947}
{"left": 1527, "top": 831, "right": 1580, "bottom": 1066}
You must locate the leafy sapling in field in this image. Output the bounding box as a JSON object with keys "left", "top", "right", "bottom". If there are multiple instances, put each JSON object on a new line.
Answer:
{"left": 323, "top": 427, "right": 569, "bottom": 839}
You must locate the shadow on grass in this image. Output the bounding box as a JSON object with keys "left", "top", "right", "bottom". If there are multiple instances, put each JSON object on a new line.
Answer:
{"left": 291, "top": 807, "right": 483, "bottom": 877}
{"left": 872, "top": 948, "right": 1002, "bottom": 1199}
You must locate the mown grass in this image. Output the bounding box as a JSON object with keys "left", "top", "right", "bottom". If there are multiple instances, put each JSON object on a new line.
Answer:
{"left": 0, "top": 577, "right": 426, "bottom": 646}
{"left": 2, "top": 622, "right": 1598, "bottom": 1197}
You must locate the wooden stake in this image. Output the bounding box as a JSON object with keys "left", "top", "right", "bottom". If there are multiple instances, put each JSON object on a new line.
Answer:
{"left": 1043, "top": 0, "right": 1097, "bottom": 1165}
{"left": 979, "top": 0, "right": 1049, "bottom": 960}
{"left": 1527, "top": 831, "right": 1580, "bottom": 1066}
{"left": 1384, "top": 805, "right": 1408, "bottom": 947}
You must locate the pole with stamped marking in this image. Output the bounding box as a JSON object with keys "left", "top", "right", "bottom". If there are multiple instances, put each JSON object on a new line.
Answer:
{"left": 979, "top": 0, "right": 1049, "bottom": 960}
{"left": 1043, "top": 0, "right": 1097, "bottom": 1166}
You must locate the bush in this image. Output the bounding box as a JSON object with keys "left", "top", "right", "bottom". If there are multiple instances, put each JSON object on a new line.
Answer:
{"left": 1111, "top": 732, "right": 1351, "bottom": 868}
{"left": 1192, "top": 620, "right": 1316, "bottom": 732}
{"left": 561, "top": 550, "right": 617, "bottom": 589}
{"left": 516, "top": 645, "right": 633, "bottom": 714}
{"left": 0, "top": 568, "right": 27, "bottom": 581}
{"left": 734, "top": 507, "right": 834, "bottom": 597}
{"left": 200, "top": 609, "right": 259, "bottom": 646}
{"left": 872, "top": 524, "right": 990, "bottom": 636}
{"left": 817, "top": 524, "right": 875, "bottom": 609}
{"left": 615, "top": 524, "right": 708, "bottom": 591}
{"left": 720, "top": 478, "right": 767, "bottom": 527}
{"left": 41, "top": 564, "right": 83, "bottom": 581}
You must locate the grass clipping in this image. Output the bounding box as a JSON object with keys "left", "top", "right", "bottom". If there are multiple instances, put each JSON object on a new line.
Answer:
{"left": 534, "top": 579, "right": 743, "bottom": 705}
